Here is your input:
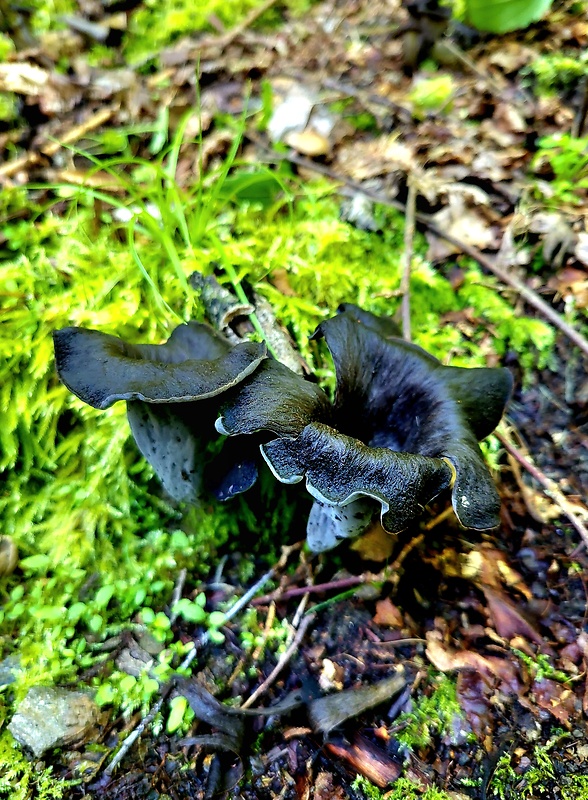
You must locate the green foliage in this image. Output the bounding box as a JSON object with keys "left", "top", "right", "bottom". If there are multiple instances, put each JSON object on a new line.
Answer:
{"left": 562, "top": 776, "right": 588, "bottom": 800}
{"left": 0, "top": 92, "right": 18, "bottom": 123}
{"left": 464, "top": 0, "right": 553, "bottom": 33}
{"left": 527, "top": 52, "right": 588, "bottom": 96}
{"left": 489, "top": 731, "right": 574, "bottom": 799}
{"left": 511, "top": 649, "right": 574, "bottom": 684}
{"left": 239, "top": 607, "right": 290, "bottom": 657}
{"left": 458, "top": 266, "right": 555, "bottom": 369}
{"left": 394, "top": 674, "right": 466, "bottom": 751}
{"left": 409, "top": 75, "right": 455, "bottom": 116}
{"left": 124, "top": 0, "right": 314, "bottom": 63}
{"left": 0, "top": 731, "right": 74, "bottom": 800}
{"left": 353, "top": 775, "right": 453, "bottom": 800}
{"left": 0, "top": 33, "right": 15, "bottom": 60}
{"left": 532, "top": 133, "right": 588, "bottom": 207}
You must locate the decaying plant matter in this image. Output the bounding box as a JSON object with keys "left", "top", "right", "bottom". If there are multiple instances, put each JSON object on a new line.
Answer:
{"left": 53, "top": 303, "right": 512, "bottom": 551}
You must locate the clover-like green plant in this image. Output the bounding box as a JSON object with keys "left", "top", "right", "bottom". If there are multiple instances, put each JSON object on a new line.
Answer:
{"left": 53, "top": 304, "right": 512, "bottom": 552}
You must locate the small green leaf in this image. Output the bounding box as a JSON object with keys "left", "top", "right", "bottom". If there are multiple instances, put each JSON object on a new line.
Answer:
{"left": 95, "top": 683, "right": 116, "bottom": 706}
{"left": 208, "top": 611, "right": 226, "bottom": 628}
{"left": 67, "top": 602, "right": 86, "bottom": 622}
{"left": 20, "top": 554, "right": 50, "bottom": 572}
{"left": 173, "top": 598, "right": 206, "bottom": 623}
{"left": 88, "top": 613, "right": 104, "bottom": 633}
{"left": 120, "top": 674, "right": 136, "bottom": 693}
{"left": 167, "top": 694, "right": 188, "bottom": 733}
{"left": 208, "top": 629, "right": 225, "bottom": 645}
{"left": 94, "top": 585, "right": 115, "bottom": 609}
{"left": 152, "top": 611, "right": 171, "bottom": 630}
{"left": 33, "top": 606, "right": 64, "bottom": 621}
{"left": 465, "top": 0, "right": 553, "bottom": 33}
{"left": 140, "top": 607, "right": 155, "bottom": 625}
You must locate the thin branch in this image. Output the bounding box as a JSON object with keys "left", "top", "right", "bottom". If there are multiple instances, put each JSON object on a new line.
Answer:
{"left": 252, "top": 574, "right": 373, "bottom": 605}
{"left": 104, "top": 693, "right": 170, "bottom": 777}
{"left": 168, "top": 568, "right": 187, "bottom": 625}
{"left": 400, "top": 180, "right": 416, "bottom": 342}
{"left": 322, "top": 77, "right": 414, "bottom": 122}
{"left": 240, "top": 608, "right": 315, "bottom": 709}
{"left": 0, "top": 107, "right": 115, "bottom": 181}
{"left": 496, "top": 426, "right": 588, "bottom": 552}
{"left": 426, "top": 221, "right": 588, "bottom": 359}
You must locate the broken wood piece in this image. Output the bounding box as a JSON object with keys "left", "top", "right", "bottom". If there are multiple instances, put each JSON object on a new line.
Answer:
{"left": 326, "top": 733, "right": 402, "bottom": 788}
{"left": 308, "top": 670, "right": 405, "bottom": 733}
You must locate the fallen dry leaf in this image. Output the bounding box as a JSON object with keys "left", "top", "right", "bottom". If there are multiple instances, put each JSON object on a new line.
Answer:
{"left": 335, "top": 135, "right": 415, "bottom": 181}
{"left": 457, "top": 671, "right": 493, "bottom": 737}
{"left": 350, "top": 522, "right": 395, "bottom": 561}
{"left": 574, "top": 233, "right": 588, "bottom": 268}
{"left": 549, "top": 266, "right": 588, "bottom": 309}
{"left": 285, "top": 129, "right": 331, "bottom": 157}
{"left": 426, "top": 195, "right": 498, "bottom": 260}
{"left": 531, "top": 678, "right": 577, "bottom": 724}
{"left": 0, "top": 62, "right": 49, "bottom": 95}
{"left": 373, "top": 597, "right": 404, "bottom": 629}
{"left": 482, "top": 588, "right": 544, "bottom": 646}
{"left": 425, "top": 631, "right": 520, "bottom": 692}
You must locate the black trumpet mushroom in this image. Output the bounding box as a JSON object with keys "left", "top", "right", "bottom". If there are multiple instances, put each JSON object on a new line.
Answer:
{"left": 53, "top": 304, "right": 512, "bottom": 553}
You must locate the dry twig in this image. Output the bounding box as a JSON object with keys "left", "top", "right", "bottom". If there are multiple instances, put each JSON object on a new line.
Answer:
{"left": 400, "top": 180, "right": 417, "bottom": 341}
{"left": 168, "top": 568, "right": 187, "bottom": 625}
{"left": 496, "top": 424, "right": 588, "bottom": 552}
{"left": 253, "top": 573, "right": 375, "bottom": 605}
{"left": 240, "top": 603, "right": 315, "bottom": 709}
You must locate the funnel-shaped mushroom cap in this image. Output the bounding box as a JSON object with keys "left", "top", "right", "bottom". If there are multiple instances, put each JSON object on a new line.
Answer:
{"left": 262, "top": 422, "right": 454, "bottom": 537}
{"left": 53, "top": 322, "right": 265, "bottom": 409}
{"left": 312, "top": 306, "right": 512, "bottom": 532}
{"left": 216, "top": 359, "right": 331, "bottom": 438}
{"left": 53, "top": 322, "right": 267, "bottom": 503}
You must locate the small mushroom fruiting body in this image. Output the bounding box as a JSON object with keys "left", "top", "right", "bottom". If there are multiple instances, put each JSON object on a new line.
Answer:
{"left": 53, "top": 304, "right": 512, "bottom": 552}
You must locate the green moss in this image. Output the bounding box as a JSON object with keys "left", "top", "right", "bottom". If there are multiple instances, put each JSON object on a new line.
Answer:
{"left": 26, "top": 0, "right": 77, "bottom": 37}
{"left": 124, "top": 0, "right": 314, "bottom": 63}
{"left": 458, "top": 266, "right": 555, "bottom": 369}
{"left": 394, "top": 674, "right": 466, "bottom": 751}
{"left": 488, "top": 732, "right": 579, "bottom": 799}
{"left": 0, "top": 730, "right": 73, "bottom": 799}
{"left": 353, "top": 775, "right": 454, "bottom": 800}
{"left": 526, "top": 52, "right": 588, "bottom": 95}
{"left": 562, "top": 776, "right": 588, "bottom": 800}
{"left": 532, "top": 133, "right": 588, "bottom": 208}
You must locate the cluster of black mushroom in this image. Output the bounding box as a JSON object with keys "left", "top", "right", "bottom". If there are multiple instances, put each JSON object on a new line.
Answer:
{"left": 53, "top": 304, "right": 512, "bottom": 552}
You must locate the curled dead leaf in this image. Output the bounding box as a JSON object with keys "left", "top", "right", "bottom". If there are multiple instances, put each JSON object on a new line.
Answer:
{"left": 482, "top": 588, "right": 544, "bottom": 646}
{"left": 425, "top": 631, "right": 519, "bottom": 691}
